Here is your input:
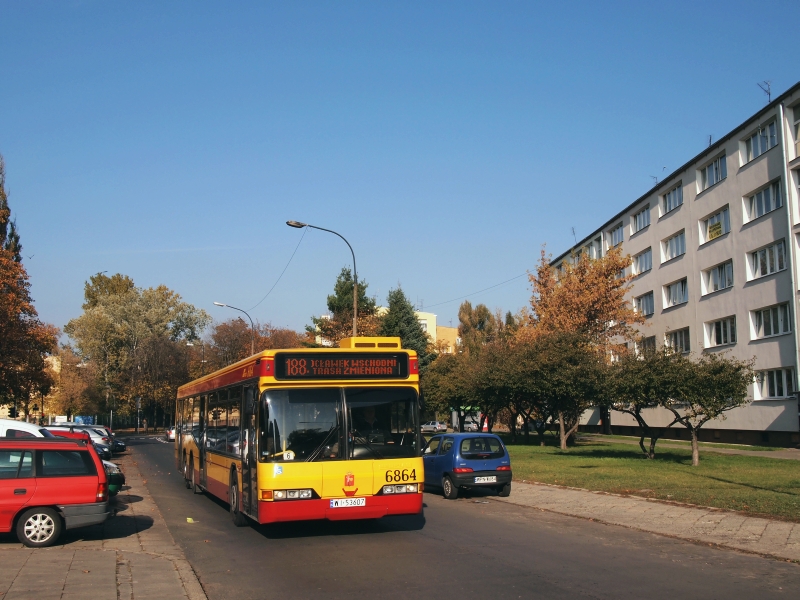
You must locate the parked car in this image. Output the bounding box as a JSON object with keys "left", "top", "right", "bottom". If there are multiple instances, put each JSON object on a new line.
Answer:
{"left": 104, "top": 460, "right": 125, "bottom": 495}
{"left": 0, "top": 437, "right": 110, "bottom": 547}
{"left": 463, "top": 420, "right": 480, "bottom": 432}
{"left": 421, "top": 421, "right": 447, "bottom": 433}
{"left": 422, "top": 433, "right": 512, "bottom": 499}
{"left": 0, "top": 418, "right": 57, "bottom": 439}
{"left": 167, "top": 426, "right": 176, "bottom": 441}
{"left": 46, "top": 426, "right": 113, "bottom": 460}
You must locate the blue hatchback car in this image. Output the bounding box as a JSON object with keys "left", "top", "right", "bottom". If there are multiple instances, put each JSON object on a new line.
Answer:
{"left": 422, "top": 433, "right": 511, "bottom": 499}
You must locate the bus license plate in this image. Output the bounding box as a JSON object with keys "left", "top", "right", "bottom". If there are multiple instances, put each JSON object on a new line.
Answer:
{"left": 330, "top": 498, "right": 366, "bottom": 508}
{"left": 474, "top": 476, "right": 496, "bottom": 483}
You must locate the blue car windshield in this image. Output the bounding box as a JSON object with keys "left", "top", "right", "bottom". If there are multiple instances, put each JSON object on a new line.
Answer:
{"left": 460, "top": 437, "right": 504, "bottom": 459}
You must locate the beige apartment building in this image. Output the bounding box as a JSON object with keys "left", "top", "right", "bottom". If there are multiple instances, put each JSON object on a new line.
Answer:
{"left": 554, "top": 82, "right": 800, "bottom": 446}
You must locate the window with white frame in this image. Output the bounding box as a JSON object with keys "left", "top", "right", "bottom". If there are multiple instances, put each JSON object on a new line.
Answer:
{"left": 609, "top": 223, "right": 624, "bottom": 247}
{"left": 700, "top": 154, "right": 727, "bottom": 191}
{"left": 702, "top": 260, "right": 733, "bottom": 294}
{"left": 794, "top": 105, "right": 800, "bottom": 157}
{"left": 753, "top": 303, "right": 791, "bottom": 338}
{"left": 635, "top": 291, "right": 654, "bottom": 317}
{"left": 662, "top": 230, "right": 686, "bottom": 262}
{"left": 750, "top": 240, "right": 786, "bottom": 279}
{"left": 665, "top": 328, "right": 690, "bottom": 353}
{"left": 664, "top": 278, "right": 688, "bottom": 307}
{"left": 702, "top": 206, "right": 730, "bottom": 243}
{"left": 663, "top": 184, "right": 683, "bottom": 214}
{"left": 633, "top": 248, "right": 652, "bottom": 275}
{"left": 635, "top": 336, "right": 656, "bottom": 354}
{"left": 745, "top": 121, "right": 777, "bottom": 162}
{"left": 583, "top": 236, "right": 602, "bottom": 260}
{"left": 757, "top": 369, "right": 794, "bottom": 399}
{"left": 632, "top": 206, "right": 650, "bottom": 234}
{"left": 747, "top": 181, "right": 782, "bottom": 221}
{"left": 706, "top": 316, "right": 736, "bottom": 347}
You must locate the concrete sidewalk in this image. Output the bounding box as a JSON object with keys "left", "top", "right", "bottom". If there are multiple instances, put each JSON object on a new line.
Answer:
{"left": 0, "top": 449, "right": 206, "bottom": 600}
{"left": 496, "top": 480, "right": 800, "bottom": 561}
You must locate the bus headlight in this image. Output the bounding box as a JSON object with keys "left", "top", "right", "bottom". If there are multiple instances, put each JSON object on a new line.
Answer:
{"left": 382, "top": 484, "right": 418, "bottom": 494}
{"left": 272, "top": 489, "right": 313, "bottom": 500}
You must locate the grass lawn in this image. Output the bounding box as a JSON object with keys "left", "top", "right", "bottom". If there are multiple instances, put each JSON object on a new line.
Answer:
{"left": 578, "top": 433, "right": 781, "bottom": 452}
{"left": 504, "top": 439, "right": 800, "bottom": 522}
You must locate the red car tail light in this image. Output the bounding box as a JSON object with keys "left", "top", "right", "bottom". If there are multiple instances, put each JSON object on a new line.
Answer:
{"left": 496, "top": 466, "right": 511, "bottom": 471}
{"left": 452, "top": 467, "right": 473, "bottom": 474}
{"left": 96, "top": 482, "right": 108, "bottom": 502}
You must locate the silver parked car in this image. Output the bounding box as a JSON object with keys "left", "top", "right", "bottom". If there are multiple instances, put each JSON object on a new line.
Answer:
{"left": 421, "top": 421, "right": 447, "bottom": 433}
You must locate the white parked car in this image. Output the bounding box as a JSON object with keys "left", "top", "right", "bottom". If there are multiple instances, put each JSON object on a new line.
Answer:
{"left": 421, "top": 421, "right": 447, "bottom": 433}
{"left": 167, "top": 426, "right": 176, "bottom": 441}
{"left": 0, "top": 418, "right": 57, "bottom": 438}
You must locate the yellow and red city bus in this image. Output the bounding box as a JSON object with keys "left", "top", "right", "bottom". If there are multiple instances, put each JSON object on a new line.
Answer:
{"left": 175, "top": 337, "right": 423, "bottom": 526}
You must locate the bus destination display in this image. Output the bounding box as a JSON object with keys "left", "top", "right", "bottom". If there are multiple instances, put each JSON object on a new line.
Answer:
{"left": 274, "top": 353, "right": 409, "bottom": 380}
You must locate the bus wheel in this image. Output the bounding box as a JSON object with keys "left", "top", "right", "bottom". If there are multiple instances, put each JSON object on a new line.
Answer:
{"left": 229, "top": 473, "right": 247, "bottom": 527}
{"left": 183, "top": 455, "right": 191, "bottom": 489}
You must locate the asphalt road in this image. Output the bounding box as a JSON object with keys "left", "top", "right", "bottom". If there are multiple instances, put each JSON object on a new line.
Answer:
{"left": 130, "top": 437, "right": 800, "bottom": 600}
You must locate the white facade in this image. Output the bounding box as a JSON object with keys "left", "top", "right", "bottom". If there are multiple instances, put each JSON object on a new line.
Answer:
{"left": 556, "top": 83, "right": 800, "bottom": 444}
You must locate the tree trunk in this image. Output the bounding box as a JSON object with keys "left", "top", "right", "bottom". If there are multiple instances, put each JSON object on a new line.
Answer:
{"left": 691, "top": 428, "right": 700, "bottom": 466}
{"left": 558, "top": 411, "right": 567, "bottom": 450}
{"left": 648, "top": 429, "right": 662, "bottom": 459}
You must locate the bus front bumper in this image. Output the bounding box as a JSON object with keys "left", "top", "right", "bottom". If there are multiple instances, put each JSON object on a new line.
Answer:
{"left": 257, "top": 492, "right": 423, "bottom": 524}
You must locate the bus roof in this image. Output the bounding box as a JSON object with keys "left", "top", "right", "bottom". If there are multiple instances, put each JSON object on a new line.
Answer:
{"left": 177, "top": 337, "right": 418, "bottom": 398}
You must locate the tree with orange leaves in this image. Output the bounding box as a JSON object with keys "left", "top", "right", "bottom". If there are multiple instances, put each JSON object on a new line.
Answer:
{"left": 519, "top": 245, "right": 643, "bottom": 447}
{"left": 523, "top": 245, "right": 644, "bottom": 349}
{"left": 0, "top": 155, "right": 59, "bottom": 415}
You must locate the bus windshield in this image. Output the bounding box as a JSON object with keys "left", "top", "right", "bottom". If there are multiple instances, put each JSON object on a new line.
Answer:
{"left": 259, "top": 387, "right": 418, "bottom": 462}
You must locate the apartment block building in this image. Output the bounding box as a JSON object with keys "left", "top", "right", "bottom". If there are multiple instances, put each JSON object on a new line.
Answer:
{"left": 554, "top": 82, "right": 800, "bottom": 446}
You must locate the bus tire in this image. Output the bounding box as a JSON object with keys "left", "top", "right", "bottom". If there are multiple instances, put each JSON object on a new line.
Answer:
{"left": 183, "top": 455, "right": 191, "bottom": 489}
{"left": 191, "top": 457, "right": 202, "bottom": 494}
{"left": 229, "top": 473, "right": 248, "bottom": 527}
{"left": 442, "top": 475, "right": 458, "bottom": 500}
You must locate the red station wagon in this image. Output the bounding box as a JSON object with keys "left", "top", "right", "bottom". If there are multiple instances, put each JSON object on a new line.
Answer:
{"left": 0, "top": 438, "right": 110, "bottom": 547}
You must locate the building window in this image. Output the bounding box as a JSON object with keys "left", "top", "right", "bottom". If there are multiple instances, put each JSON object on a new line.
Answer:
{"left": 700, "top": 154, "right": 727, "bottom": 191}
{"left": 750, "top": 240, "right": 786, "bottom": 279}
{"left": 757, "top": 369, "right": 794, "bottom": 399}
{"left": 583, "top": 236, "right": 602, "bottom": 260}
{"left": 663, "top": 185, "right": 683, "bottom": 214}
{"left": 609, "top": 223, "right": 624, "bottom": 247}
{"left": 635, "top": 336, "right": 656, "bottom": 354}
{"left": 665, "top": 328, "right": 690, "bottom": 353}
{"left": 702, "top": 206, "right": 730, "bottom": 243}
{"left": 635, "top": 292, "right": 654, "bottom": 317}
{"left": 418, "top": 320, "right": 427, "bottom": 332}
{"left": 745, "top": 121, "right": 777, "bottom": 162}
{"left": 662, "top": 230, "right": 686, "bottom": 262}
{"left": 664, "top": 278, "right": 688, "bottom": 307}
{"left": 633, "top": 248, "right": 652, "bottom": 275}
{"left": 702, "top": 260, "right": 733, "bottom": 294}
{"left": 747, "top": 181, "right": 782, "bottom": 222}
{"left": 632, "top": 206, "right": 650, "bottom": 234}
{"left": 753, "top": 303, "right": 791, "bottom": 338}
{"left": 794, "top": 106, "right": 800, "bottom": 158}
{"left": 706, "top": 316, "right": 736, "bottom": 347}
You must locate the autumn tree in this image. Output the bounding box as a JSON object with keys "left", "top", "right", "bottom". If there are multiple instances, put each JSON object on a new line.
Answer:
{"left": 204, "top": 319, "right": 309, "bottom": 371}
{"left": 379, "top": 287, "right": 434, "bottom": 370}
{"left": 65, "top": 274, "right": 211, "bottom": 425}
{"left": 49, "top": 346, "right": 100, "bottom": 420}
{"left": 0, "top": 155, "right": 59, "bottom": 413}
{"left": 421, "top": 352, "right": 480, "bottom": 428}
{"left": 607, "top": 345, "right": 683, "bottom": 458}
{"left": 457, "top": 301, "right": 499, "bottom": 356}
{"left": 667, "top": 352, "right": 754, "bottom": 466}
{"left": 309, "top": 267, "right": 381, "bottom": 345}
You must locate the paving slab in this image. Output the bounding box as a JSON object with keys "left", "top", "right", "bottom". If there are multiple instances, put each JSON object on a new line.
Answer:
{"left": 496, "top": 480, "right": 800, "bottom": 561}
{"left": 0, "top": 447, "right": 207, "bottom": 600}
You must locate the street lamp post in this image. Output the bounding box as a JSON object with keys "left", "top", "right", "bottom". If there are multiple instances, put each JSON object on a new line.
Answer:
{"left": 213, "top": 302, "right": 255, "bottom": 355}
{"left": 286, "top": 220, "right": 358, "bottom": 337}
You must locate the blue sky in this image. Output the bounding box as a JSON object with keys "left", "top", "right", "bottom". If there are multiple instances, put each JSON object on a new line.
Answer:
{"left": 2, "top": 1, "right": 799, "bottom": 337}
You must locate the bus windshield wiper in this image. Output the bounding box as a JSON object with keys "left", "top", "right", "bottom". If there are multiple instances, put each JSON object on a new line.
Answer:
{"left": 307, "top": 425, "right": 339, "bottom": 462}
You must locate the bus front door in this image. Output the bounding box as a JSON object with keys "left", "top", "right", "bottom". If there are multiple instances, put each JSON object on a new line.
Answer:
{"left": 198, "top": 395, "right": 207, "bottom": 489}
{"left": 241, "top": 386, "right": 258, "bottom": 516}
